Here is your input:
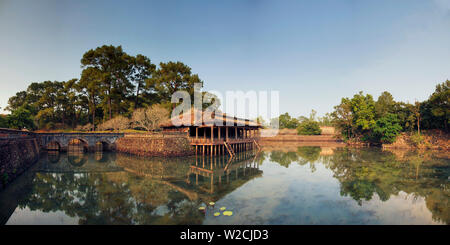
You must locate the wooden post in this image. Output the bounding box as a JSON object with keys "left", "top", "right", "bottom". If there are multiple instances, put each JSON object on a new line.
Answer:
{"left": 226, "top": 127, "right": 229, "bottom": 141}
{"left": 196, "top": 127, "right": 198, "bottom": 139}
{"left": 218, "top": 126, "right": 221, "bottom": 141}
{"left": 235, "top": 127, "right": 237, "bottom": 139}
{"left": 211, "top": 126, "right": 214, "bottom": 143}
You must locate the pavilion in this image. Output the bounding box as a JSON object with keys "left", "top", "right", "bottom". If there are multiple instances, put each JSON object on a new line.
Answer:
{"left": 160, "top": 108, "right": 262, "bottom": 157}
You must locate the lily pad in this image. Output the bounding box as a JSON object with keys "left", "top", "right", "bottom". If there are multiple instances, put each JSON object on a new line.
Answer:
{"left": 219, "top": 207, "right": 226, "bottom": 211}
{"left": 198, "top": 206, "right": 206, "bottom": 211}
{"left": 214, "top": 212, "right": 221, "bottom": 217}
{"left": 209, "top": 202, "right": 215, "bottom": 206}
{"left": 223, "top": 211, "right": 233, "bottom": 216}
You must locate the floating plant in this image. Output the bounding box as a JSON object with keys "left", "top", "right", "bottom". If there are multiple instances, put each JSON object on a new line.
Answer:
{"left": 223, "top": 211, "right": 233, "bottom": 216}
{"left": 214, "top": 212, "right": 221, "bottom": 217}
{"left": 219, "top": 207, "right": 226, "bottom": 211}
{"left": 198, "top": 206, "right": 206, "bottom": 211}
{"left": 209, "top": 202, "right": 215, "bottom": 206}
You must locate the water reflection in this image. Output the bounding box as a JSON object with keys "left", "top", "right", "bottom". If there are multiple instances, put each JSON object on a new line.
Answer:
{"left": 266, "top": 147, "right": 449, "bottom": 224}
{"left": 0, "top": 146, "right": 448, "bottom": 225}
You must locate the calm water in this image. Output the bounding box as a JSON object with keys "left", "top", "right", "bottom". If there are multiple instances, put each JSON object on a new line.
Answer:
{"left": 1, "top": 146, "right": 448, "bottom": 225}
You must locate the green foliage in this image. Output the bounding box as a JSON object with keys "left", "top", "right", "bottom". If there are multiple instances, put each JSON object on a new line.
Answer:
{"left": 7, "top": 107, "right": 34, "bottom": 130}
{"left": 332, "top": 82, "right": 449, "bottom": 144}
{"left": 272, "top": 112, "right": 299, "bottom": 129}
{"left": 351, "top": 92, "right": 376, "bottom": 132}
{"left": 410, "top": 132, "right": 425, "bottom": 147}
{"left": 372, "top": 113, "right": 402, "bottom": 144}
{"left": 297, "top": 120, "right": 322, "bottom": 135}
{"left": 5, "top": 45, "right": 213, "bottom": 131}
{"left": 148, "top": 61, "right": 203, "bottom": 106}
{"left": 331, "top": 92, "right": 376, "bottom": 140}
{"left": 421, "top": 80, "right": 449, "bottom": 131}
{"left": 375, "top": 91, "right": 395, "bottom": 118}
{"left": 0, "top": 115, "right": 8, "bottom": 128}
{"left": 317, "top": 112, "right": 333, "bottom": 126}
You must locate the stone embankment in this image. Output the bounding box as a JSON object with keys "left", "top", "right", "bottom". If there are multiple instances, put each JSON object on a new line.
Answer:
{"left": 258, "top": 128, "right": 344, "bottom": 146}
{"left": 0, "top": 129, "right": 40, "bottom": 189}
{"left": 116, "top": 132, "right": 194, "bottom": 157}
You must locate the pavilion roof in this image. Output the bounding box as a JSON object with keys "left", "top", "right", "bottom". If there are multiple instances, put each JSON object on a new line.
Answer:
{"left": 160, "top": 108, "right": 261, "bottom": 128}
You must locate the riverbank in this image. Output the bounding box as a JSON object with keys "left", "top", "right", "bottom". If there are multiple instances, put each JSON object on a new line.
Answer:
{"left": 259, "top": 128, "right": 344, "bottom": 145}
{"left": 382, "top": 130, "right": 449, "bottom": 151}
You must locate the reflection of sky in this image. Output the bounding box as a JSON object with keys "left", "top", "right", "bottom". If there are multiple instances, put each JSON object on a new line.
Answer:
{"left": 203, "top": 161, "right": 443, "bottom": 225}
{"left": 6, "top": 207, "right": 79, "bottom": 225}
{"left": 3, "top": 151, "right": 447, "bottom": 225}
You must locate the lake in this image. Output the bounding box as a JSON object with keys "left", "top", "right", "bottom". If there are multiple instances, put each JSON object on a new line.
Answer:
{"left": 1, "top": 146, "right": 448, "bottom": 225}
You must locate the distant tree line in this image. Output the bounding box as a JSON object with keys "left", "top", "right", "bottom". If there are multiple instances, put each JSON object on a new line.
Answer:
{"left": 269, "top": 110, "right": 323, "bottom": 135}
{"left": 269, "top": 81, "right": 448, "bottom": 142}
{"left": 3, "top": 45, "right": 219, "bottom": 131}
{"left": 331, "top": 81, "right": 449, "bottom": 144}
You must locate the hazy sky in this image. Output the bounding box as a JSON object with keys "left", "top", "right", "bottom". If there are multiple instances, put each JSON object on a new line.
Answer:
{"left": 0, "top": 0, "right": 449, "bottom": 117}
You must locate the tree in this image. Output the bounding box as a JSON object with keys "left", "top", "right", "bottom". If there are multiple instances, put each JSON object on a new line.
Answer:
{"left": 331, "top": 97, "right": 354, "bottom": 139}
{"left": 81, "top": 45, "right": 134, "bottom": 120}
{"left": 275, "top": 112, "right": 300, "bottom": 129}
{"left": 426, "top": 80, "right": 449, "bottom": 131}
{"left": 412, "top": 101, "right": 421, "bottom": 135}
{"left": 297, "top": 120, "right": 322, "bottom": 135}
{"left": 351, "top": 92, "right": 376, "bottom": 133}
{"left": 309, "top": 109, "right": 317, "bottom": 121}
{"left": 318, "top": 112, "right": 333, "bottom": 126}
{"left": 130, "top": 54, "right": 156, "bottom": 109}
{"left": 148, "top": 61, "right": 203, "bottom": 107}
{"left": 375, "top": 91, "right": 395, "bottom": 118}
{"left": 372, "top": 113, "right": 402, "bottom": 144}
{"left": 131, "top": 104, "right": 169, "bottom": 131}
{"left": 0, "top": 114, "right": 8, "bottom": 128}
{"left": 78, "top": 67, "right": 105, "bottom": 129}
{"left": 7, "top": 107, "right": 34, "bottom": 130}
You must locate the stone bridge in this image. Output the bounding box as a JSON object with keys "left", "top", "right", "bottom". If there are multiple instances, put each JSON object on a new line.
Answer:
{"left": 37, "top": 133, "right": 124, "bottom": 152}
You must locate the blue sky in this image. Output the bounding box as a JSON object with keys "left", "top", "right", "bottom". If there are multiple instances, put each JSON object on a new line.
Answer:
{"left": 0, "top": 0, "right": 449, "bottom": 117}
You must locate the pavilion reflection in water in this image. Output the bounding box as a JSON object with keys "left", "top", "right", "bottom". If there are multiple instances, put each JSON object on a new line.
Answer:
{"left": 188, "top": 151, "right": 262, "bottom": 195}
{"left": 115, "top": 149, "right": 264, "bottom": 203}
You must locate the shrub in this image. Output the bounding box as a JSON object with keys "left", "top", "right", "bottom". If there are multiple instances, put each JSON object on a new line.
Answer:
{"left": 75, "top": 123, "right": 93, "bottom": 131}
{"left": 97, "top": 116, "right": 130, "bottom": 131}
{"left": 372, "top": 113, "right": 402, "bottom": 144}
{"left": 410, "top": 132, "right": 425, "bottom": 147}
{"left": 131, "top": 104, "right": 169, "bottom": 131}
{"left": 297, "top": 120, "right": 322, "bottom": 135}
{"left": 0, "top": 115, "right": 7, "bottom": 128}
{"left": 7, "top": 107, "right": 35, "bottom": 130}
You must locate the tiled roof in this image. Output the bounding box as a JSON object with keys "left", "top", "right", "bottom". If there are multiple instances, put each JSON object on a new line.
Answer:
{"left": 160, "top": 108, "right": 261, "bottom": 128}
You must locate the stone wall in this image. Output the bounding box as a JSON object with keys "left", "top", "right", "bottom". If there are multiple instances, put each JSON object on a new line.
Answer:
{"left": 0, "top": 137, "right": 40, "bottom": 189}
{"left": 116, "top": 133, "right": 194, "bottom": 157}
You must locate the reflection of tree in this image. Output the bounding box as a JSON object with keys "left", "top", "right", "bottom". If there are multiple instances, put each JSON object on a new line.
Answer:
{"left": 254, "top": 151, "right": 267, "bottom": 166}
{"left": 269, "top": 151, "right": 298, "bottom": 168}
{"left": 296, "top": 146, "right": 321, "bottom": 172}
{"left": 326, "top": 148, "right": 449, "bottom": 224}
{"left": 15, "top": 152, "right": 264, "bottom": 225}
{"left": 266, "top": 146, "right": 449, "bottom": 224}
{"left": 18, "top": 170, "right": 204, "bottom": 224}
